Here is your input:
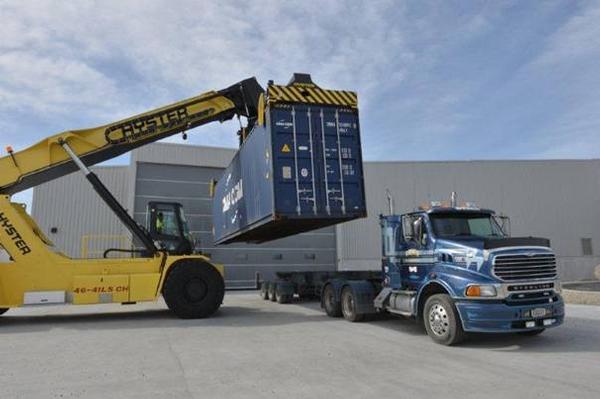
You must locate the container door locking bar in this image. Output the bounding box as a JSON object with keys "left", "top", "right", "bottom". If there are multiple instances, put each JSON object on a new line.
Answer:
{"left": 60, "top": 139, "right": 157, "bottom": 256}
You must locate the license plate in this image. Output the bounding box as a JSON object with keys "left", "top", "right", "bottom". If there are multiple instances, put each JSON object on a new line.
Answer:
{"left": 531, "top": 308, "right": 547, "bottom": 318}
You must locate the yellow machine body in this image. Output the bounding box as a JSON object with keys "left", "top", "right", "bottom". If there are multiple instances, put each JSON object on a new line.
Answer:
{"left": 0, "top": 196, "right": 223, "bottom": 308}
{"left": 0, "top": 77, "right": 263, "bottom": 314}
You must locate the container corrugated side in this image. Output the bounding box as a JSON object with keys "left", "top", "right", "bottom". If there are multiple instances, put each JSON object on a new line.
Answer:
{"left": 213, "top": 103, "right": 366, "bottom": 245}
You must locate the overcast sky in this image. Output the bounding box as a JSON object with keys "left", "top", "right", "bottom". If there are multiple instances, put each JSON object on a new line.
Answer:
{"left": 1, "top": 0, "right": 599, "bottom": 207}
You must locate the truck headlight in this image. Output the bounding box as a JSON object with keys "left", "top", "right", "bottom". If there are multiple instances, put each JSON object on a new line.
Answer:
{"left": 465, "top": 284, "right": 497, "bottom": 297}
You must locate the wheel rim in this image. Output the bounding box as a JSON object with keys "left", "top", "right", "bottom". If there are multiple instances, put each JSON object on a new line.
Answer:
{"left": 428, "top": 303, "right": 450, "bottom": 337}
{"left": 184, "top": 278, "right": 208, "bottom": 303}
{"left": 342, "top": 291, "right": 354, "bottom": 318}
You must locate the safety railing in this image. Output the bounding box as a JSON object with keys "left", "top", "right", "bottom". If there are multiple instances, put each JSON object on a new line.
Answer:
{"left": 81, "top": 235, "right": 133, "bottom": 258}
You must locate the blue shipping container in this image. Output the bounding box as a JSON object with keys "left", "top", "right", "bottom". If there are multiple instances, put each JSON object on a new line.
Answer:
{"left": 213, "top": 79, "right": 366, "bottom": 244}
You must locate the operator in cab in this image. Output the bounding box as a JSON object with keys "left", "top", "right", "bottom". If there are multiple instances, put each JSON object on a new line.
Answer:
{"left": 156, "top": 212, "right": 165, "bottom": 234}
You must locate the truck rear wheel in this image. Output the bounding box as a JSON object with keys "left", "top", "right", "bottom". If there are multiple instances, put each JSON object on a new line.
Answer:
{"left": 323, "top": 284, "right": 342, "bottom": 317}
{"left": 423, "top": 294, "right": 464, "bottom": 346}
{"left": 341, "top": 286, "right": 365, "bottom": 322}
{"left": 163, "top": 260, "right": 225, "bottom": 319}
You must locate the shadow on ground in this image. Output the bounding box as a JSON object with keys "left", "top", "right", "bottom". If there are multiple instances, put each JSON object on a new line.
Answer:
{"left": 1, "top": 296, "right": 598, "bottom": 354}
{"left": 293, "top": 298, "right": 600, "bottom": 353}
{"left": 0, "top": 302, "right": 336, "bottom": 335}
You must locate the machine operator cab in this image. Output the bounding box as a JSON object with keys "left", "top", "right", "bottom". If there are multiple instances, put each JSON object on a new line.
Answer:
{"left": 146, "top": 202, "right": 195, "bottom": 256}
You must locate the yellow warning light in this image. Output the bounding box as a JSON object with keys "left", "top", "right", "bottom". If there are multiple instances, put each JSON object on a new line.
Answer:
{"left": 281, "top": 144, "right": 291, "bottom": 153}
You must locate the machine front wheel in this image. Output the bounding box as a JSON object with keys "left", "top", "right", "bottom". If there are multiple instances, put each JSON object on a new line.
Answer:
{"left": 163, "top": 260, "right": 225, "bottom": 319}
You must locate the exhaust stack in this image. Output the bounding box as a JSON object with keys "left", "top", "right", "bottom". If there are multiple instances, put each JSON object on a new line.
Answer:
{"left": 386, "top": 189, "right": 395, "bottom": 215}
{"left": 450, "top": 192, "right": 457, "bottom": 208}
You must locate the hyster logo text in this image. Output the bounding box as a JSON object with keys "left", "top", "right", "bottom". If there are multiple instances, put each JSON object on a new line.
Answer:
{"left": 222, "top": 180, "right": 243, "bottom": 212}
{"left": 105, "top": 106, "right": 216, "bottom": 145}
{"left": 0, "top": 212, "right": 31, "bottom": 255}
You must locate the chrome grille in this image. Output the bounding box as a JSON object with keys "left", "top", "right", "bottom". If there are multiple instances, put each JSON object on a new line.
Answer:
{"left": 493, "top": 253, "right": 557, "bottom": 281}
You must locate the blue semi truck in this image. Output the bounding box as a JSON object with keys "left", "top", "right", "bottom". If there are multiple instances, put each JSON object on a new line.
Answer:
{"left": 261, "top": 197, "right": 564, "bottom": 345}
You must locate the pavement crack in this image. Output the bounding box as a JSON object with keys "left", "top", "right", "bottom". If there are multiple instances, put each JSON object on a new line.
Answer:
{"left": 165, "top": 332, "right": 194, "bottom": 399}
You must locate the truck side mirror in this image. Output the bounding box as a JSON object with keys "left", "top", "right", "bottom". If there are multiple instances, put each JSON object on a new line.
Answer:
{"left": 402, "top": 216, "right": 414, "bottom": 242}
{"left": 414, "top": 218, "right": 428, "bottom": 246}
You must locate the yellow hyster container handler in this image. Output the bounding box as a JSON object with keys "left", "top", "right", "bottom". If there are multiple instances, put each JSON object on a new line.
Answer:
{"left": 0, "top": 77, "right": 265, "bottom": 318}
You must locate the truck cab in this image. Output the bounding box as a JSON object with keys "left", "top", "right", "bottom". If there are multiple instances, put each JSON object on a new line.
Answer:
{"left": 378, "top": 204, "right": 564, "bottom": 344}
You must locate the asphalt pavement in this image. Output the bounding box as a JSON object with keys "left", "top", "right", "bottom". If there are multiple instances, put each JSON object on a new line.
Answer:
{"left": 0, "top": 292, "right": 598, "bottom": 398}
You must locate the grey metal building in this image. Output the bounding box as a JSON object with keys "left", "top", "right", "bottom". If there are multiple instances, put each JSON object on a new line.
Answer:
{"left": 32, "top": 143, "right": 599, "bottom": 285}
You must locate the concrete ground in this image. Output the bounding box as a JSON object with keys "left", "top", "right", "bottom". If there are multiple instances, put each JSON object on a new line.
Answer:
{"left": 0, "top": 292, "right": 599, "bottom": 399}
{"left": 563, "top": 281, "right": 600, "bottom": 305}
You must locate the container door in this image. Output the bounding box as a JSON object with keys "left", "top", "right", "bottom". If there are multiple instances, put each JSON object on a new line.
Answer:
{"left": 271, "top": 107, "right": 318, "bottom": 215}
{"left": 311, "top": 107, "right": 364, "bottom": 216}
{"left": 271, "top": 105, "right": 365, "bottom": 218}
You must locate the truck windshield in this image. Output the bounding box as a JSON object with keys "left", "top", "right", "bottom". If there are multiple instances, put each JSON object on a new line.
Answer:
{"left": 430, "top": 213, "right": 506, "bottom": 238}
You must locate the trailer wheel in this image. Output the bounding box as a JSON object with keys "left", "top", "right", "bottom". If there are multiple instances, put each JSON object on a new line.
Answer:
{"left": 268, "top": 282, "right": 277, "bottom": 302}
{"left": 276, "top": 291, "right": 292, "bottom": 304}
{"left": 341, "top": 287, "right": 365, "bottom": 322}
{"left": 423, "top": 294, "right": 464, "bottom": 346}
{"left": 163, "top": 260, "right": 225, "bottom": 319}
{"left": 260, "top": 282, "right": 270, "bottom": 300}
{"left": 0, "top": 308, "right": 8, "bottom": 316}
{"left": 323, "top": 284, "right": 342, "bottom": 317}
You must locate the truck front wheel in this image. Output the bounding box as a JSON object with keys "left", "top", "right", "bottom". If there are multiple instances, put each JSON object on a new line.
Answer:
{"left": 423, "top": 294, "right": 465, "bottom": 346}
{"left": 163, "top": 260, "right": 225, "bottom": 319}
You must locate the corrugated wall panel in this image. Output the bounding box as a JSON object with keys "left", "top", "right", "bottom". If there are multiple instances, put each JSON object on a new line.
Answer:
{"left": 132, "top": 142, "right": 236, "bottom": 169}
{"left": 337, "top": 160, "right": 600, "bottom": 281}
{"left": 31, "top": 166, "right": 131, "bottom": 258}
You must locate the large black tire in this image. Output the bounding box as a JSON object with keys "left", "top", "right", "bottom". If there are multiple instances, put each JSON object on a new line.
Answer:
{"left": 0, "top": 308, "right": 8, "bottom": 316}
{"left": 268, "top": 282, "right": 277, "bottom": 302}
{"left": 260, "top": 282, "right": 270, "bottom": 300}
{"left": 341, "top": 286, "right": 365, "bottom": 322}
{"left": 323, "top": 284, "right": 342, "bottom": 317}
{"left": 163, "top": 260, "right": 225, "bottom": 319}
{"left": 518, "top": 328, "right": 545, "bottom": 336}
{"left": 423, "top": 294, "right": 465, "bottom": 346}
